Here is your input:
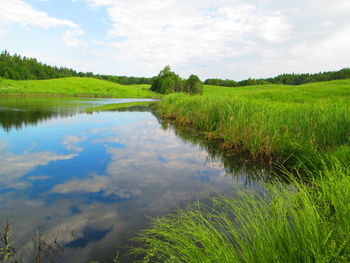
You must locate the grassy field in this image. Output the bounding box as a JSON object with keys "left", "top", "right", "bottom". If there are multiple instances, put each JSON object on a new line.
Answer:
{"left": 132, "top": 79, "right": 350, "bottom": 262}
{"left": 0, "top": 77, "right": 161, "bottom": 98}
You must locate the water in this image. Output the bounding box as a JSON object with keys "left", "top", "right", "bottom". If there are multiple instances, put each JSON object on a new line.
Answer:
{"left": 0, "top": 97, "right": 267, "bottom": 262}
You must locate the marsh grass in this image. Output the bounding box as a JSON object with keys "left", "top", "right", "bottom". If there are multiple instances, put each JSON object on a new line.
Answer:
{"left": 132, "top": 161, "right": 350, "bottom": 263}
{"left": 157, "top": 79, "right": 350, "bottom": 168}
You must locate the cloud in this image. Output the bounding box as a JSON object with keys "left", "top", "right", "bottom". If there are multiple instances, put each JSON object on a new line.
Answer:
{"left": 62, "top": 29, "right": 88, "bottom": 48}
{"left": 83, "top": 0, "right": 291, "bottom": 73}
{"left": 0, "top": 0, "right": 88, "bottom": 49}
{"left": 75, "top": 0, "right": 350, "bottom": 79}
{"left": 80, "top": 0, "right": 115, "bottom": 7}
{"left": 0, "top": 0, "right": 78, "bottom": 29}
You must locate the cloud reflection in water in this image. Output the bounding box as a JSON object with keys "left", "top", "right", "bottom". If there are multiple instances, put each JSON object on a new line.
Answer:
{"left": 0, "top": 109, "right": 264, "bottom": 263}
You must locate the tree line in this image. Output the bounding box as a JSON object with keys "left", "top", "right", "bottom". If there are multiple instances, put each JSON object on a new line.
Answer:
{"left": 2, "top": 50, "right": 350, "bottom": 88}
{"left": 151, "top": 66, "right": 203, "bottom": 95}
{"left": 204, "top": 68, "right": 350, "bottom": 87}
{"left": 0, "top": 50, "right": 153, "bottom": 85}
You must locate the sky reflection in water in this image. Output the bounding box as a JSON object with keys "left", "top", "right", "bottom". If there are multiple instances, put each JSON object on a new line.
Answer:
{"left": 0, "top": 98, "right": 265, "bottom": 263}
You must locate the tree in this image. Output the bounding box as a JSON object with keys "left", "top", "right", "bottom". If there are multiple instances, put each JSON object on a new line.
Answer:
{"left": 185, "top": 74, "right": 203, "bottom": 94}
{"left": 151, "top": 66, "right": 184, "bottom": 94}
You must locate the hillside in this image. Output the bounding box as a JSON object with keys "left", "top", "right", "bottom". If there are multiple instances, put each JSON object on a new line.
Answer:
{"left": 0, "top": 77, "right": 160, "bottom": 98}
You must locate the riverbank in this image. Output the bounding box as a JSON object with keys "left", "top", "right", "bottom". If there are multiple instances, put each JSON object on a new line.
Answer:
{"left": 131, "top": 79, "right": 350, "bottom": 262}
{"left": 0, "top": 77, "right": 161, "bottom": 99}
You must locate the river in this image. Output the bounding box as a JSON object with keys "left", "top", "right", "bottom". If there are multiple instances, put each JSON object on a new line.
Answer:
{"left": 0, "top": 97, "right": 267, "bottom": 262}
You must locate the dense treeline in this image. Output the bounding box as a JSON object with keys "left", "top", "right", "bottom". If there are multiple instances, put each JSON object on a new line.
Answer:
{"left": 204, "top": 68, "right": 350, "bottom": 87}
{"left": 0, "top": 50, "right": 152, "bottom": 85}
{"left": 0, "top": 50, "right": 78, "bottom": 80}
{"left": 151, "top": 66, "right": 203, "bottom": 95}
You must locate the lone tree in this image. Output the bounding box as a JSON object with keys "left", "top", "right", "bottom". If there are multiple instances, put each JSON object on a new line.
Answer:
{"left": 151, "top": 66, "right": 203, "bottom": 95}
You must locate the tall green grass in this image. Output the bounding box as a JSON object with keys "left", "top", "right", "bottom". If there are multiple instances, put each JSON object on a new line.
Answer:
{"left": 157, "top": 79, "right": 350, "bottom": 167}
{"left": 0, "top": 77, "right": 160, "bottom": 98}
{"left": 132, "top": 161, "right": 350, "bottom": 262}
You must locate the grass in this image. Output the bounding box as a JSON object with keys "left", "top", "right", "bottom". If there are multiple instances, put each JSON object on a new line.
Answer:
{"left": 132, "top": 161, "right": 350, "bottom": 263}
{"left": 0, "top": 77, "right": 161, "bottom": 98}
{"left": 157, "top": 79, "right": 350, "bottom": 168}
{"left": 130, "top": 79, "right": 350, "bottom": 263}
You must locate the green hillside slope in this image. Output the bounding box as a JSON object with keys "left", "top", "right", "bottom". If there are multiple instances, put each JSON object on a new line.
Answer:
{"left": 0, "top": 77, "right": 160, "bottom": 98}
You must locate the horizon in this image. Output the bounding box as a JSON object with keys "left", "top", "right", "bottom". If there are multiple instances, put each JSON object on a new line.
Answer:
{"left": 1, "top": 0, "right": 350, "bottom": 80}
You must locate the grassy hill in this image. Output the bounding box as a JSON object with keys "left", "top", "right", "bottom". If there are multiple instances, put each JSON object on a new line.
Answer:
{"left": 0, "top": 77, "right": 161, "bottom": 98}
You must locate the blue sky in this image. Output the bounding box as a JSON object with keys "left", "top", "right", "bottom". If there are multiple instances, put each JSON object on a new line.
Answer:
{"left": 1, "top": 0, "right": 350, "bottom": 80}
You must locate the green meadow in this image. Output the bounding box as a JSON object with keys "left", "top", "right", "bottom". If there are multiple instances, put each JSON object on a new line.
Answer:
{"left": 132, "top": 79, "right": 350, "bottom": 262}
{"left": 0, "top": 77, "right": 161, "bottom": 98}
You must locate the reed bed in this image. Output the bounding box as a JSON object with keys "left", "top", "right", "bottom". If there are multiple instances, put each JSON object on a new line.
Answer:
{"left": 157, "top": 80, "right": 350, "bottom": 167}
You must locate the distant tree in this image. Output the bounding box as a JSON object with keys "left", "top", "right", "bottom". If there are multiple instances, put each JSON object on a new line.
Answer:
{"left": 185, "top": 74, "right": 203, "bottom": 94}
{"left": 151, "top": 65, "right": 184, "bottom": 94}
{"left": 151, "top": 66, "right": 203, "bottom": 95}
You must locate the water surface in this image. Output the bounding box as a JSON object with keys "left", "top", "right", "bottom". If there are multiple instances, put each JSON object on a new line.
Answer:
{"left": 0, "top": 97, "right": 266, "bottom": 262}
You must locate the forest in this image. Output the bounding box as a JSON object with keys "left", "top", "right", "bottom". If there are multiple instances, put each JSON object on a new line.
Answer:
{"left": 0, "top": 50, "right": 153, "bottom": 85}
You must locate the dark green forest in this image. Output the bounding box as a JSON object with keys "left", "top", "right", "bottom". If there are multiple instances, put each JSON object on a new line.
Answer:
{"left": 0, "top": 50, "right": 153, "bottom": 85}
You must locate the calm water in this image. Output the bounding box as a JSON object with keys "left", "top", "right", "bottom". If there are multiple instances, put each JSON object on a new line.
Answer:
{"left": 0, "top": 97, "right": 267, "bottom": 263}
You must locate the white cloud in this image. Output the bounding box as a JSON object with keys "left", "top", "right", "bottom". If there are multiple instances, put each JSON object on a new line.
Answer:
{"left": 78, "top": 0, "right": 350, "bottom": 79}
{"left": 98, "top": 0, "right": 290, "bottom": 68}
{"left": 0, "top": 0, "right": 88, "bottom": 49}
{"left": 62, "top": 29, "right": 88, "bottom": 48}
{"left": 80, "top": 0, "right": 115, "bottom": 7}
{"left": 0, "top": 0, "right": 78, "bottom": 29}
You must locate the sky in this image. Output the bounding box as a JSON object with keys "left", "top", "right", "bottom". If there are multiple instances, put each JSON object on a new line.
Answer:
{"left": 1, "top": 0, "right": 350, "bottom": 80}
